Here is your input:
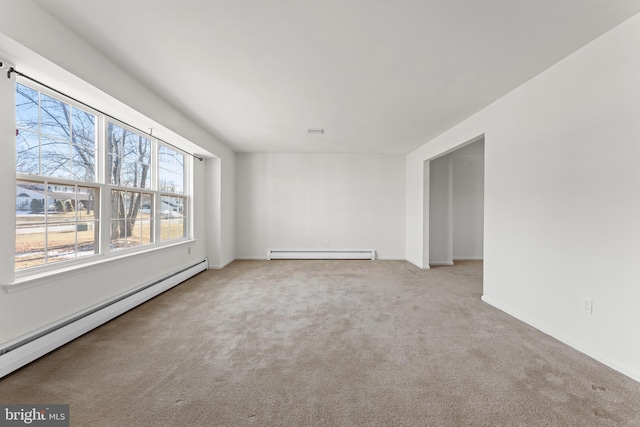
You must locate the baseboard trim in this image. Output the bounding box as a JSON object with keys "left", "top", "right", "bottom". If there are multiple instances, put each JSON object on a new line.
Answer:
{"left": 268, "top": 250, "right": 375, "bottom": 260}
{"left": 236, "top": 255, "right": 405, "bottom": 262}
{"left": 481, "top": 295, "right": 640, "bottom": 384}
{"left": 453, "top": 257, "right": 484, "bottom": 261}
{"left": 0, "top": 259, "right": 208, "bottom": 379}
{"left": 429, "top": 262, "right": 455, "bottom": 266}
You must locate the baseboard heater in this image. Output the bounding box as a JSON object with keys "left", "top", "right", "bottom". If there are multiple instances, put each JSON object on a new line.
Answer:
{"left": 268, "top": 250, "right": 375, "bottom": 260}
{"left": 0, "top": 258, "right": 208, "bottom": 379}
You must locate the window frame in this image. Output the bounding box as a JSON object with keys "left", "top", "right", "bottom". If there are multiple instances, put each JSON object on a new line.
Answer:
{"left": 15, "top": 177, "right": 101, "bottom": 272}
{"left": 157, "top": 143, "right": 188, "bottom": 242}
{"left": 15, "top": 78, "right": 192, "bottom": 278}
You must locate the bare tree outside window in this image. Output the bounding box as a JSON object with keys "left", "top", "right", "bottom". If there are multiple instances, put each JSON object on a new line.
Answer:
{"left": 159, "top": 145, "right": 186, "bottom": 241}
{"left": 15, "top": 83, "right": 100, "bottom": 270}
{"left": 15, "top": 80, "right": 189, "bottom": 272}
{"left": 16, "top": 84, "right": 96, "bottom": 181}
{"left": 108, "top": 123, "right": 152, "bottom": 248}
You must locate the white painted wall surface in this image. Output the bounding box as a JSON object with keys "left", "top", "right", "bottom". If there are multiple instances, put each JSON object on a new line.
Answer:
{"left": 0, "top": 2, "right": 234, "bottom": 345}
{"left": 428, "top": 141, "right": 484, "bottom": 265}
{"left": 0, "top": 56, "right": 16, "bottom": 286}
{"left": 236, "top": 153, "right": 405, "bottom": 260}
{"left": 420, "top": 161, "right": 430, "bottom": 268}
{"left": 406, "top": 14, "right": 640, "bottom": 382}
{"left": 452, "top": 142, "right": 484, "bottom": 260}
{"left": 429, "top": 154, "right": 453, "bottom": 265}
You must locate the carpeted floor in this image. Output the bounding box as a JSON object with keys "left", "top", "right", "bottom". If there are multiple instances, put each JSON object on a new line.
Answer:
{"left": 1, "top": 260, "right": 639, "bottom": 426}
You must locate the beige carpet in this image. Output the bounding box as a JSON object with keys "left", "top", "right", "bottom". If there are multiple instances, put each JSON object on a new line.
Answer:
{"left": 1, "top": 260, "right": 639, "bottom": 426}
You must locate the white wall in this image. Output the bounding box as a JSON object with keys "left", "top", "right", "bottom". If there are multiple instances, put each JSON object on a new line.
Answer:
{"left": 452, "top": 141, "right": 484, "bottom": 260}
{"left": 0, "top": 1, "right": 234, "bottom": 345}
{"left": 406, "top": 14, "right": 640, "bottom": 382}
{"left": 428, "top": 153, "right": 453, "bottom": 265}
{"left": 236, "top": 153, "right": 405, "bottom": 260}
{"left": 428, "top": 140, "right": 484, "bottom": 265}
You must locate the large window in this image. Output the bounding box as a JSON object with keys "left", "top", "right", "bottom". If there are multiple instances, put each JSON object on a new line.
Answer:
{"left": 15, "top": 181, "right": 99, "bottom": 270}
{"left": 158, "top": 145, "right": 186, "bottom": 241}
{"left": 16, "top": 84, "right": 97, "bottom": 181}
{"left": 15, "top": 81, "right": 190, "bottom": 273}
{"left": 107, "top": 122, "right": 153, "bottom": 250}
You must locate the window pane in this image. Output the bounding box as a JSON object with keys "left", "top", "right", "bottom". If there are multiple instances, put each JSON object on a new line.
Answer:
{"left": 15, "top": 181, "right": 100, "bottom": 271}
{"left": 110, "top": 190, "right": 152, "bottom": 249}
{"left": 110, "top": 219, "right": 127, "bottom": 249}
{"left": 16, "top": 182, "right": 46, "bottom": 270}
{"left": 139, "top": 140, "right": 151, "bottom": 164}
{"left": 140, "top": 193, "right": 153, "bottom": 245}
{"left": 70, "top": 106, "right": 96, "bottom": 182}
{"left": 108, "top": 123, "right": 124, "bottom": 157}
{"left": 16, "top": 84, "right": 39, "bottom": 132}
{"left": 107, "top": 153, "right": 119, "bottom": 185}
{"left": 41, "top": 136, "right": 71, "bottom": 179}
{"left": 142, "top": 163, "right": 151, "bottom": 189}
{"left": 108, "top": 123, "right": 151, "bottom": 188}
{"left": 17, "top": 86, "right": 96, "bottom": 182}
{"left": 124, "top": 132, "right": 151, "bottom": 164}
{"left": 47, "top": 222, "right": 77, "bottom": 264}
{"left": 71, "top": 106, "right": 96, "bottom": 149}
{"left": 121, "top": 163, "right": 135, "bottom": 186}
{"left": 72, "top": 146, "right": 95, "bottom": 181}
{"left": 123, "top": 131, "right": 138, "bottom": 160}
{"left": 122, "top": 161, "right": 150, "bottom": 189}
{"left": 47, "top": 184, "right": 77, "bottom": 220}
{"left": 108, "top": 123, "right": 125, "bottom": 186}
{"left": 111, "top": 190, "right": 126, "bottom": 220}
{"left": 159, "top": 170, "right": 176, "bottom": 193}
{"left": 158, "top": 146, "right": 185, "bottom": 194}
{"left": 132, "top": 213, "right": 153, "bottom": 246}
{"left": 15, "top": 82, "right": 192, "bottom": 272}
{"left": 40, "top": 93, "right": 71, "bottom": 140}
{"left": 159, "top": 146, "right": 176, "bottom": 170}
{"left": 16, "top": 224, "right": 46, "bottom": 270}
{"left": 160, "top": 195, "right": 185, "bottom": 241}
{"left": 16, "top": 182, "right": 45, "bottom": 214}
{"left": 16, "top": 130, "right": 40, "bottom": 175}
{"left": 77, "top": 222, "right": 98, "bottom": 258}
{"left": 77, "top": 187, "right": 98, "bottom": 221}
{"left": 159, "top": 169, "right": 183, "bottom": 193}
{"left": 124, "top": 133, "right": 151, "bottom": 164}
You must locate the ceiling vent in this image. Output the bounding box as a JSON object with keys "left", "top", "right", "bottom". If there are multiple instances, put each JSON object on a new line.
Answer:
{"left": 307, "top": 128, "right": 325, "bottom": 135}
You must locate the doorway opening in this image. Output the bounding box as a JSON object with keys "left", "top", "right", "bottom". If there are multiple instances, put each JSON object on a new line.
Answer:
{"left": 426, "top": 137, "right": 484, "bottom": 267}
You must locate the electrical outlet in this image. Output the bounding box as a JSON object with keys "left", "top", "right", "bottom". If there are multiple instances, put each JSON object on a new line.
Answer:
{"left": 188, "top": 247, "right": 191, "bottom": 255}
{"left": 326, "top": 240, "right": 331, "bottom": 247}
{"left": 582, "top": 298, "right": 593, "bottom": 315}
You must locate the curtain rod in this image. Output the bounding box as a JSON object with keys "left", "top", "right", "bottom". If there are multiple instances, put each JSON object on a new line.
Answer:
{"left": 7, "top": 67, "right": 204, "bottom": 161}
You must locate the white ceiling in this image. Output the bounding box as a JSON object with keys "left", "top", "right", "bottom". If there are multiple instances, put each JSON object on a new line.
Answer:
{"left": 32, "top": 0, "right": 640, "bottom": 154}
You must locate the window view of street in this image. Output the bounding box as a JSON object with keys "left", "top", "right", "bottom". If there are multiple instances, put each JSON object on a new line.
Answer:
{"left": 160, "top": 195, "right": 186, "bottom": 240}
{"left": 15, "top": 81, "right": 189, "bottom": 272}
{"left": 159, "top": 144, "right": 186, "bottom": 241}
{"left": 15, "top": 182, "right": 99, "bottom": 270}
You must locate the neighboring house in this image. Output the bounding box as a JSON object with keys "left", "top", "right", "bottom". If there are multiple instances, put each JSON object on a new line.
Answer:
{"left": 15, "top": 185, "right": 45, "bottom": 212}
{"left": 15, "top": 183, "right": 92, "bottom": 213}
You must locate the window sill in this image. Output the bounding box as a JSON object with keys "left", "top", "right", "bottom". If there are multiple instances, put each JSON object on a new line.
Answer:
{"left": 4, "top": 239, "right": 197, "bottom": 294}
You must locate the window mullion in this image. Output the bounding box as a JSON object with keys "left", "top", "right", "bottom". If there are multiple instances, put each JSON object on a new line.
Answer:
{"left": 15, "top": 78, "right": 191, "bottom": 275}
{"left": 43, "top": 183, "right": 48, "bottom": 265}
{"left": 74, "top": 184, "right": 79, "bottom": 259}
{"left": 100, "top": 114, "right": 111, "bottom": 257}
{"left": 152, "top": 139, "right": 160, "bottom": 244}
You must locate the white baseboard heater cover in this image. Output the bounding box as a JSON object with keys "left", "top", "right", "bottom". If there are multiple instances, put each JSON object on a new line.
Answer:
{"left": 268, "top": 250, "right": 375, "bottom": 260}
{"left": 0, "top": 258, "right": 208, "bottom": 379}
